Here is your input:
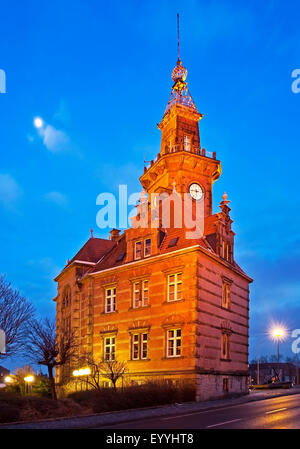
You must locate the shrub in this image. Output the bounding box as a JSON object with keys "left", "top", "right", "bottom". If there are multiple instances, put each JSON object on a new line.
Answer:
{"left": 68, "top": 382, "right": 195, "bottom": 413}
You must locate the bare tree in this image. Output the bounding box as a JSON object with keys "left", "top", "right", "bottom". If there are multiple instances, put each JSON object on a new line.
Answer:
{"left": 25, "top": 318, "right": 77, "bottom": 400}
{"left": 98, "top": 360, "right": 127, "bottom": 390}
{"left": 0, "top": 274, "right": 34, "bottom": 358}
{"left": 74, "top": 354, "right": 127, "bottom": 391}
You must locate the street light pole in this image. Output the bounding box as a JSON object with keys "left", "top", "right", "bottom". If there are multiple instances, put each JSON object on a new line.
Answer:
{"left": 257, "top": 340, "right": 260, "bottom": 385}
{"left": 277, "top": 335, "right": 280, "bottom": 364}
{"left": 296, "top": 351, "right": 299, "bottom": 385}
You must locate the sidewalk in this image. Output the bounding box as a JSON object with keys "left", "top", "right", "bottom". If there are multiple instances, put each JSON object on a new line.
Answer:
{"left": 1, "top": 387, "right": 300, "bottom": 429}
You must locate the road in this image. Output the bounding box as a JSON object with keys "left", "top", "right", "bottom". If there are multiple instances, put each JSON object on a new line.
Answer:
{"left": 99, "top": 393, "right": 300, "bottom": 429}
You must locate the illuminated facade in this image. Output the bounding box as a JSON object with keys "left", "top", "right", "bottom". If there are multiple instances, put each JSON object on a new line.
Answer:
{"left": 54, "top": 52, "right": 252, "bottom": 401}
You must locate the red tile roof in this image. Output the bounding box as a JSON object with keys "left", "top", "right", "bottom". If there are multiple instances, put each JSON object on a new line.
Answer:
{"left": 68, "top": 237, "right": 115, "bottom": 264}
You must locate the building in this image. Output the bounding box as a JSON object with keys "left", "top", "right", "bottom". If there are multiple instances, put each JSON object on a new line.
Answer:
{"left": 249, "top": 362, "right": 299, "bottom": 385}
{"left": 54, "top": 43, "right": 253, "bottom": 401}
{"left": 0, "top": 365, "right": 10, "bottom": 382}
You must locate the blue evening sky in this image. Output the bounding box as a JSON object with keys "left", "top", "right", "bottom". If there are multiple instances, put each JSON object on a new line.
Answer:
{"left": 0, "top": 0, "right": 299, "bottom": 368}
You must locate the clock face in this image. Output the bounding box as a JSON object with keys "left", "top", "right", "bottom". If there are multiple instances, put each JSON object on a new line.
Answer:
{"left": 189, "top": 183, "right": 203, "bottom": 200}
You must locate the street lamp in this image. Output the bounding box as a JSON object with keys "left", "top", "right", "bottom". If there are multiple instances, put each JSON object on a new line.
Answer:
{"left": 72, "top": 368, "right": 91, "bottom": 391}
{"left": 24, "top": 375, "right": 34, "bottom": 394}
{"left": 4, "top": 376, "right": 13, "bottom": 384}
{"left": 271, "top": 327, "right": 286, "bottom": 363}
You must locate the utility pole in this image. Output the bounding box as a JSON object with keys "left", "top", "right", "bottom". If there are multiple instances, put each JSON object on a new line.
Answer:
{"left": 257, "top": 340, "right": 260, "bottom": 385}
{"left": 296, "top": 351, "right": 299, "bottom": 385}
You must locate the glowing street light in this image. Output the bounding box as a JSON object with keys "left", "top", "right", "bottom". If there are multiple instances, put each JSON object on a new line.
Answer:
{"left": 4, "top": 376, "right": 13, "bottom": 383}
{"left": 270, "top": 326, "right": 286, "bottom": 364}
{"left": 24, "top": 375, "right": 34, "bottom": 383}
{"left": 73, "top": 368, "right": 91, "bottom": 391}
{"left": 24, "top": 375, "right": 34, "bottom": 394}
{"left": 73, "top": 368, "right": 91, "bottom": 377}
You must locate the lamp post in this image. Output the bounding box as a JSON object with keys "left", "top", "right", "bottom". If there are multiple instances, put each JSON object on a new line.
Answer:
{"left": 4, "top": 376, "right": 13, "bottom": 384}
{"left": 24, "top": 375, "right": 34, "bottom": 395}
{"left": 271, "top": 328, "right": 285, "bottom": 363}
{"left": 73, "top": 368, "right": 91, "bottom": 391}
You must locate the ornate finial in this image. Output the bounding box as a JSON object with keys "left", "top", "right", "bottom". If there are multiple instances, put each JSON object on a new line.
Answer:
{"left": 139, "top": 189, "right": 148, "bottom": 203}
{"left": 66, "top": 258, "right": 70, "bottom": 265}
{"left": 177, "top": 13, "right": 180, "bottom": 64}
{"left": 90, "top": 228, "right": 94, "bottom": 238}
{"left": 164, "top": 14, "right": 197, "bottom": 116}
{"left": 220, "top": 192, "right": 230, "bottom": 211}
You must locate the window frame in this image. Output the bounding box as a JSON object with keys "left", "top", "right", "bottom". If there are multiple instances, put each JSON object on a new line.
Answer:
{"left": 134, "top": 241, "right": 142, "bottom": 260}
{"left": 144, "top": 238, "right": 151, "bottom": 257}
{"left": 104, "top": 336, "right": 116, "bottom": 361}
{"left": 167, "top": 273, "right": 182, "bottom": 302}
{"left": 132, "top": 279, "right": 149, "bottom": 309}
{"left": 166, "top": 328, "right": 182, "bottom": 358}
{"left": 222, "top": 282, "right": 231, "bottom": 309}
{"left": 105, "top": 287, "right": 116, "bottom": 313}
{"left": 221, "top": 332, "right": 230, "bottom": 360}
{"left": 183, "top": 135, "right": 191, "bottom": 152}
{"left": 130, "top": 332, "right": 148, "bottom": 360}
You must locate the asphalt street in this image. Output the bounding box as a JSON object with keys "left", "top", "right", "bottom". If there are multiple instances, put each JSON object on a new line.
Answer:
{"left": 99, "top": 393, "right": 300, "bottom": 429}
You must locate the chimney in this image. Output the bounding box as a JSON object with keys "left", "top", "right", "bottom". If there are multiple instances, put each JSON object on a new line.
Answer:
{"left": 110, "top": 228, "right": 121, "bottom": 242}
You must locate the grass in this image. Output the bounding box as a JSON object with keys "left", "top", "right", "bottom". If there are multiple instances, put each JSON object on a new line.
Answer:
{"left": 0, "top": 382, "right": 195, "bottom": 423}
{"left": 0, "top": 390, "right": 83, "bottom": 423}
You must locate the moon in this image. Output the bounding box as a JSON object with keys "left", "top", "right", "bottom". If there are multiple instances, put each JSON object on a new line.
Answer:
{"left": 33, "top": 117, "right": 44, "bottom": 128}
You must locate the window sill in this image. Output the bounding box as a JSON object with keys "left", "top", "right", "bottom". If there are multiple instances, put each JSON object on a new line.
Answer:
{"left": 101, "top": 310, "right": 119, "bottom": 315}
{"left": 221, "top": 305, "right": 231, "bottom": 311}
{"left": 220, "top": 358, "right": 232, "bottom": 362}
{"left": 163, "top": 298, "right": 185, "bottom": 305}
{"left": 128, "top": 305, "right": 151, "bottom": 311}
{"left": 128, "top": 358, "right": 151, "bottom": 362}
{"left": 161, "top": 356, "right": 184, "bottom": 360}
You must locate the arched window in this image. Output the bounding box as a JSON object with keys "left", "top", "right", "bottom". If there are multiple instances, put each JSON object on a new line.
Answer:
{"left": 62, "top": 285, "right": 71, "bottom": 309}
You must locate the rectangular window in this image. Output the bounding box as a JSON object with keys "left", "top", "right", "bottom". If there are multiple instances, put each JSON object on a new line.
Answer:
{"left": 184, "top": 135, "right": 191, "bottom": 152}
{"left": 222, "top": 282, "right": 231, "bottom": 309}
{"left": 222, "top": 333, "right": 230, "bottom": 360}
{"left": 167, "top": 273, "right": 182, "bottom": 302}
{"left": 222, "top": 241, "right": 231, "bottom": 262}
{"left": 131, "top": 333, "right": 148, "bottom": 360}
{"left": 105, "top": 287, "right": 116, "bottom": 313}
{"left": 104, "top": 336, "right": 115, "bottom": 361}
{"left": 167, "top": 328, "right": 181, "bottom": 357}
{"left": 223, "top": 378, "right": 229, "bottom": 392}
{"left": 133, "top": 280, "right": 149, "bottom": 308}
{"left": 135, "top": 241, "right": 142, "bottom": 260}
{"left": 144, "top": 238, "right": 151, "bottom": 257}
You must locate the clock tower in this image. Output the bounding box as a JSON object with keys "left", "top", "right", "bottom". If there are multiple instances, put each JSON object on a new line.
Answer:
{"left": 140, "top": 56, "right": 221, "bottom": 219}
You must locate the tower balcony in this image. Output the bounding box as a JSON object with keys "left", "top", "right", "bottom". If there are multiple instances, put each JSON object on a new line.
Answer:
{"left": 143, "top": 146, "right": 216, "bottom": 174}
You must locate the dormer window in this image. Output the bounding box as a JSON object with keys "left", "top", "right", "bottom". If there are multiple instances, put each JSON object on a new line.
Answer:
{"left": 144, "top": 238, "right": 151, "bottom": 257}
{"left": 222, "top": 240, "right": 231, "bottom": 263}
{"left": 134, "top": 238, "right": 151, "bottom": 260}
{"left": 135, "top": 241, "right": 142, "bottom": 260}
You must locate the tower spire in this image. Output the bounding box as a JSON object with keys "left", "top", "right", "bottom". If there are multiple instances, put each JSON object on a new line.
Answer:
{"left": 177, "top": 13, "right": 180, "bottom": 63}
{"left": 163, "top": 14, "right": 198, "bottom": 116}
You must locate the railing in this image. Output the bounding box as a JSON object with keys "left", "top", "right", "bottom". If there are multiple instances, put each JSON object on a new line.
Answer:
{"left": 166, "top": 145, "right": 216, "bottom": 159}
{"left": 144, "top": 146, "right": 216, "bottom": 173}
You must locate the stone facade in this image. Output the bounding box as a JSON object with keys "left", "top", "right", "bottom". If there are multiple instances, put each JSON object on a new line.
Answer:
{"left": 54, "top": 54, "right": 252, "bottom": 401}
